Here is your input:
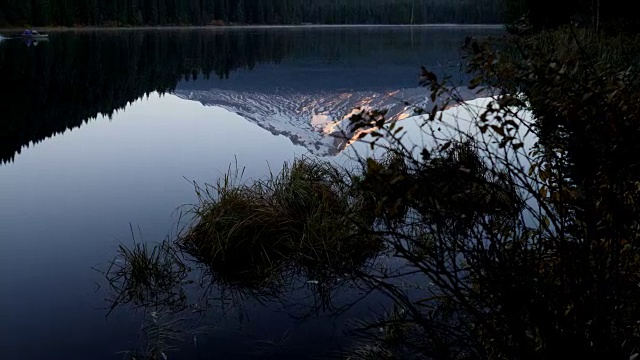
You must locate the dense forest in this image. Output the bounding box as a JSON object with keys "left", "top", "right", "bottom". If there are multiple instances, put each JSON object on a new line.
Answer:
{"left": 505, "top": 0, "right": 637, "bottom": 30}
{"left": 0, "top": 0, "right": 504, "bottom": 27}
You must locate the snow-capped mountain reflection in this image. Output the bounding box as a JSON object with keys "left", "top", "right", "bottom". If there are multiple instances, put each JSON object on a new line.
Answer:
{"left": 174, "top": 86, "right": 484, "bottom": 156}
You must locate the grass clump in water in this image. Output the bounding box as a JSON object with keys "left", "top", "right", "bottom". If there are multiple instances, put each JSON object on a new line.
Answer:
{"left": 103, "top": 232, "right": 189, "bottom": 313}
{"left": 178, "top": 157, "right": 382, "bottom": 288}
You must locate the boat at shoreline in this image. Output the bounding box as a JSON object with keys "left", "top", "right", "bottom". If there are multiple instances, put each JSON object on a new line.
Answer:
{"left": 20, "top": 29, "right": 49, "bottom": 40}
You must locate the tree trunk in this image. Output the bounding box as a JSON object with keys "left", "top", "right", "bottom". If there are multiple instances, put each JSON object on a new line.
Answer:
{"left": 593, "top": 0, "right": 600, "bottom": 32}
{"left": 410, "top": 0, "right": 415, "bottom": 24}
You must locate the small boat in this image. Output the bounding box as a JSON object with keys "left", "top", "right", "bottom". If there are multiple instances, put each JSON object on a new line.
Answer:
{"left": 20, "top": 30, "right": 49, "bottom": 40}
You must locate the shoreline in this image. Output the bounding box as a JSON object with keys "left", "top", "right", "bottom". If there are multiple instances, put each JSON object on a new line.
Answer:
{"left": 0, "top": 23, "right": 504, "bottom": 33}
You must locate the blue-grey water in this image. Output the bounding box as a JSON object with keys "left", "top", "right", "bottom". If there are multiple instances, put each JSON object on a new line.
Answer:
{"left": 0, "top": 26, "right": 503, "bottom": 360}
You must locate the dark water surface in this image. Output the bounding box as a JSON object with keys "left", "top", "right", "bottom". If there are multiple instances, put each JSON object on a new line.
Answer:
{"left": 0, "top": 26, "right": 502, "bottom": 360}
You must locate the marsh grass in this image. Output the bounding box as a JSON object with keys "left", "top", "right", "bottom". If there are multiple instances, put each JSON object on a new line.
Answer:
{"left": 103, "top": 227, "right": 190, "bottom": 313}
{"left": 178, "top": 157, "right": 383, "bottom": 291}
{"left": 101, "top": 157, "right": 386, "bottom": 326}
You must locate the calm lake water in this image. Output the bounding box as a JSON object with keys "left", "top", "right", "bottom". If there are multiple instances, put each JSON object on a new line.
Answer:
{"left": 0, "top": 26, "right": 503, "bottom": 360}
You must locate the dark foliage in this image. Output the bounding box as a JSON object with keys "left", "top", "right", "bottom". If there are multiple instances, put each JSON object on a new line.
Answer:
{"left": 346, "top": 29, "right": 640, "bottom": 359}
{"left": 505, "top": 0, "right": 640, "bottom": 32}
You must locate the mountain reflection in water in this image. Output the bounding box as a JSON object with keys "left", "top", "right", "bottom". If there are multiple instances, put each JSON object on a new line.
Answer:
{"left": 0, "top": 27, "right": 503, "bottom": 163}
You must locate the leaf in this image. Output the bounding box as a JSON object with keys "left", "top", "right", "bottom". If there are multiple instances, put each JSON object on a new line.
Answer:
{"left": 490, "top": 125, "right": 505, "bottom": 137}
{"left": 367, "top": 158, "right": 382, "bottom": 172}
{"left": 504, "top": 119, "right": 520, "bottom": 129}
{"left": 539, "top": 186, "right": 548, "bottom": 198}
{"left": 419, "top": 66, "right": 438, "bottom": 87}
{"left": 469, "top": 76, "right": 482, "bottom": 90}
{"left": 390, "top": 176, "right": 405, "bottom": 185}
{"left": 539, "top": 169, "right": 550, "bottom": 182}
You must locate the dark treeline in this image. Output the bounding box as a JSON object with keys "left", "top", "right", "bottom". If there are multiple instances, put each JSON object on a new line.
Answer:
{"left": 0, "top": 0, "right": 504, "bottom": 27}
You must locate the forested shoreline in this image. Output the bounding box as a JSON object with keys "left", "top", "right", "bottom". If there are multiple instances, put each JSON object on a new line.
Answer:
{"left": 0, "top": 0, "right": 504, "bottom": 27}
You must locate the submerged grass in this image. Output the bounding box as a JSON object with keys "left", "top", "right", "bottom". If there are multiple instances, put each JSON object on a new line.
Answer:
{"left": 119, "top": 310, "right": 209, "bottom": 360}
{"left": 103, "top": 227, "right": 190, "bottom": 313}
{"left": 178, "top": 157, "right": 383, "bottom": 289}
